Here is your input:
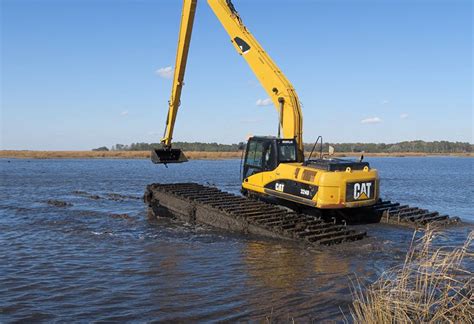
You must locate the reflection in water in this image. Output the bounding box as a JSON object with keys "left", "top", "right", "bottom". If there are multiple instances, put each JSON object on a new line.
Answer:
{"left": 243, "top": 242, "right": 350, "bottom": 289}
{"left": 312, "top": 251, "right": 350, "bottom": 275}
{"left": 241, "top": 240, "right": 357, "bottom": 320}
{"left": 243, "top": 242, "right": 307, "bottom": 289}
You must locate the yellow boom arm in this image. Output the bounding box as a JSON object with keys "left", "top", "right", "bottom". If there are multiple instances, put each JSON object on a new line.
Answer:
{"left": 161, "top": 0, "right": 304, "bottom": 160}
{"left": 161, "top": 0, "right": 197, "bottom": 148}
{"left": 207, "top": 0, "right": 303, "bottom": 159}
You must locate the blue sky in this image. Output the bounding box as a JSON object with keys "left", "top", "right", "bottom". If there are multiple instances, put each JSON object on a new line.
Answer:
{"left": 1, "top": 0, "right": 472, "bottom": 150}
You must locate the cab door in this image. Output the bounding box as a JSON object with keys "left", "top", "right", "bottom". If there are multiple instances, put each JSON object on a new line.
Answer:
{"left": 242, "top": 138, "right": 278, "bottom": 180}
{"left": 243, "top": 140, "right": 264, "bottom": 180}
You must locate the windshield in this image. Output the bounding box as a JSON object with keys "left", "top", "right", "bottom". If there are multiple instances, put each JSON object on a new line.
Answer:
{"left": 246, "top": 141, "right": 264, "bottom": 167}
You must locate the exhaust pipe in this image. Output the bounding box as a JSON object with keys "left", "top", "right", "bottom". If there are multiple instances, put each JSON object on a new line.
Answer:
{"left": 151, "top": 148, "right": 188, "bottom": 164}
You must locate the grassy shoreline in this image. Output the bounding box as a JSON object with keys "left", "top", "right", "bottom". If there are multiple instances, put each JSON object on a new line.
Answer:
{"left": 0, "top": 150, "right": 472, "bottom": 159}
{"left": 350, "top": 228, "right": 473, "bottom": 323}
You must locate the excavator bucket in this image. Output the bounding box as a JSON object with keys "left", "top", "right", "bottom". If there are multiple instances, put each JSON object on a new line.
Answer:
{"left": 151, "top": 148, "right": 188, "bottom": 164}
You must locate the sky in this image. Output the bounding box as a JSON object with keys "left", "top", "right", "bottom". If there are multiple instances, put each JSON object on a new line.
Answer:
{"left": 1, "top": 0, "right": 472, "bottom": 150}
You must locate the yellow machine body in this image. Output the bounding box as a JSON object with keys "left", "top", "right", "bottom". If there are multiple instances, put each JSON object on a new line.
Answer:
{"left": 239, "top": 136, "right": 378, "bottom": 209}
{"left": 244, "top": 161, "right": 379, "bottom": 209}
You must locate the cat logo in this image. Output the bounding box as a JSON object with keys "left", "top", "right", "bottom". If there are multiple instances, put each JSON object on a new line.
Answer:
{"left": 353, "top": 182, "right": 372, "bottom": 200}
{"left": 275, "top": 183, "right": 285, "bottom": 192}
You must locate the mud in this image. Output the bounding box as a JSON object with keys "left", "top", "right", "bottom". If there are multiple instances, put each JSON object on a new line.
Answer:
{"left": 72, "top": 190, "right": 101, "bottom": 200}
{"left": 109, "top": 213, "right": 134, "bottom": 221}
{"left": 46, "top": 200, "right": 73, "bottom": 207}
{"left": 72, "top": 190, "right": 141, "bottom": 201}
{"left": 106, "top": 193, "right": 141, "bottom": 201}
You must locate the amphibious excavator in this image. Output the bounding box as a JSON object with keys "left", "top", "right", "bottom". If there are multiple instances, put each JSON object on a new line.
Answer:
{"left": 152, "top": 0, "right": 379, "bottom": 216}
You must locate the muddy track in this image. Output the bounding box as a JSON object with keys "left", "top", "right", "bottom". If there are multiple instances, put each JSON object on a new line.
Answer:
{"left": 374, "top": 200, "right": 460, "bottom": 227}
{"left": 144, "top": 183, "right": 462, "bottom": 246}
{"left": 144, "top": 183, "right": 366, "bottom": 246}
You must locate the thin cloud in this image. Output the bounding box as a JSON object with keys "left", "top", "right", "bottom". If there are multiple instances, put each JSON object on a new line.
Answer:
{"left": 156, "top": 66, "right": 173, "bottom": 79}
{"left": 247, "top": 80, "right": 261, "bottom": 88}
{"left": 381, "top": 99, "right": 389, "bottom": 105}
{"left": 120, "top": 110, "right": 129, "bottom": 116}
{"left": 240, "top": 118, "right": 263, "bottom": 124}
{"left": 256, "top": 98, "right": 272, "bottom": 106}
{"left": 400, "top": 113, "right": 409, "bottom": 119}
{"left": 361, "top": 116, "right": 382, "bottom": 124}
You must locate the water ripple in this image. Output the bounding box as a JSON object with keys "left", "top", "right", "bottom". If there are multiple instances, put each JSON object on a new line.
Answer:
{"left": 0, "top": 158, "right": 472, "bottom": 321}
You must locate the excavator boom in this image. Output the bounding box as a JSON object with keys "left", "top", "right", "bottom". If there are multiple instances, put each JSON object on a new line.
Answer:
{"left": 207, "top": 0, "right": 303, "bottom": 160}
{"left": 153, "top": 0, "right": 304, "bottom": 163}
{"left": 152, "top": 0, "right": 197, "bottom": 164}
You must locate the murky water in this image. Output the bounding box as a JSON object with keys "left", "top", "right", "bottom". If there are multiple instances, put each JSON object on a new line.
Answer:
{"left": 0, "top": 157, "right": 472, "bottom": 321}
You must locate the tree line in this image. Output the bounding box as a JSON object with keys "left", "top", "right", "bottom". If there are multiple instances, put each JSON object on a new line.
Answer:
{"left": 304, "top": 140, "right": 472, "bottom": 154}
{"left": 110, "top": 142, "right": 244, "bottom": 152}
{"left": 101, "top": 140, "right": 472, "bottom": 154}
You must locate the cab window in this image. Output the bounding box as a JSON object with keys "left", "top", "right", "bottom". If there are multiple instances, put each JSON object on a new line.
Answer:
{"left": 246, "top": 141, "right": 264, "bottom": 167}
{"left": 262, "top": 142, "right": 276, "bottom": 170}
{"left": 243, "top": 140, "right": 265, "bottom": 179}
{"left": 278, "top": 141, "right": 297, "bottom": 162}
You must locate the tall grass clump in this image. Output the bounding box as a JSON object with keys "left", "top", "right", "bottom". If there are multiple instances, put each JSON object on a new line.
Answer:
{"left": 350, "top": 228, "right": 473, "bottom": 323}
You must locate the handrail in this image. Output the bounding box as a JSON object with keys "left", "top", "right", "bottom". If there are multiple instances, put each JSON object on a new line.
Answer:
{"left": 307, "top": 136, "right": 323, "bottom": 162}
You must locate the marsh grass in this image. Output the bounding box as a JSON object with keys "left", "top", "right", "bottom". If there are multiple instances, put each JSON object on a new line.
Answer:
{"left": 349, "top": 228, "right": 473, "bottom": 323}
{"left": 1, "top": 150, "right": 472, "bottom": 160}
{"left": 0, "top": 150, "right": 242, "bottom": 160}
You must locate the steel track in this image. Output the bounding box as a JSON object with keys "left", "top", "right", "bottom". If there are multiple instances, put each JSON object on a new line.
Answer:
{"left": 145, "top": 183, "right": 367, "bottom": 245}
{"left": 374, "top": 200, "right": 460, "bottom": 227}
{"left": 144, "top": 183, "right": 460, "bottom": 246}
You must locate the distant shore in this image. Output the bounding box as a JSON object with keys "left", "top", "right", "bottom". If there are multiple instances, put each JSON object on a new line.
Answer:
{"left": 1, "top": 150, "right": 472, "bottom": 160}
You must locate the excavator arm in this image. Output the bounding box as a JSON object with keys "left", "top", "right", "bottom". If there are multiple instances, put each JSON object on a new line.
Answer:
{"left": 152, "top": 0, "right": 197, "bottom": 163}
{"left": 207, "top": 0, "right": 303, "bottom": 160}
{"left": 162, "top": 0, "right": 197, "bottom": 148}
{"left": 152, "top": 0, "right": 304, "bottom": 163}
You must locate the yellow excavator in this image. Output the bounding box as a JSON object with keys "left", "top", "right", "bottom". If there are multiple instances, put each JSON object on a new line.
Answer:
{"left": 152, "top": 0, "right": 379, "bottom": 214}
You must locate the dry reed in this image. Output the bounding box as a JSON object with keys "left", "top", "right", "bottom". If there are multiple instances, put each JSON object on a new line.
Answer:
{"left": 0, "top": 150, "right": 242, "bottom": 160}
{"left": 349, "top": 227, "right": 473, "bottom": 323}
{"left": 1, "top": 150, "right": 471, "bottom": 160}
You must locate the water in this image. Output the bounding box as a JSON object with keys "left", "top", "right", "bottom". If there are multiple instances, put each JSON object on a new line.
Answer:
{"left": 0, "top": 157, "right": 472, "bottom": 321}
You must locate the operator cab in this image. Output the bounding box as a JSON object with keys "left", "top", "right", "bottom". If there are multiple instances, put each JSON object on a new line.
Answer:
{"left": 242, "top": 136, "right": 301, "bottom": 180}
